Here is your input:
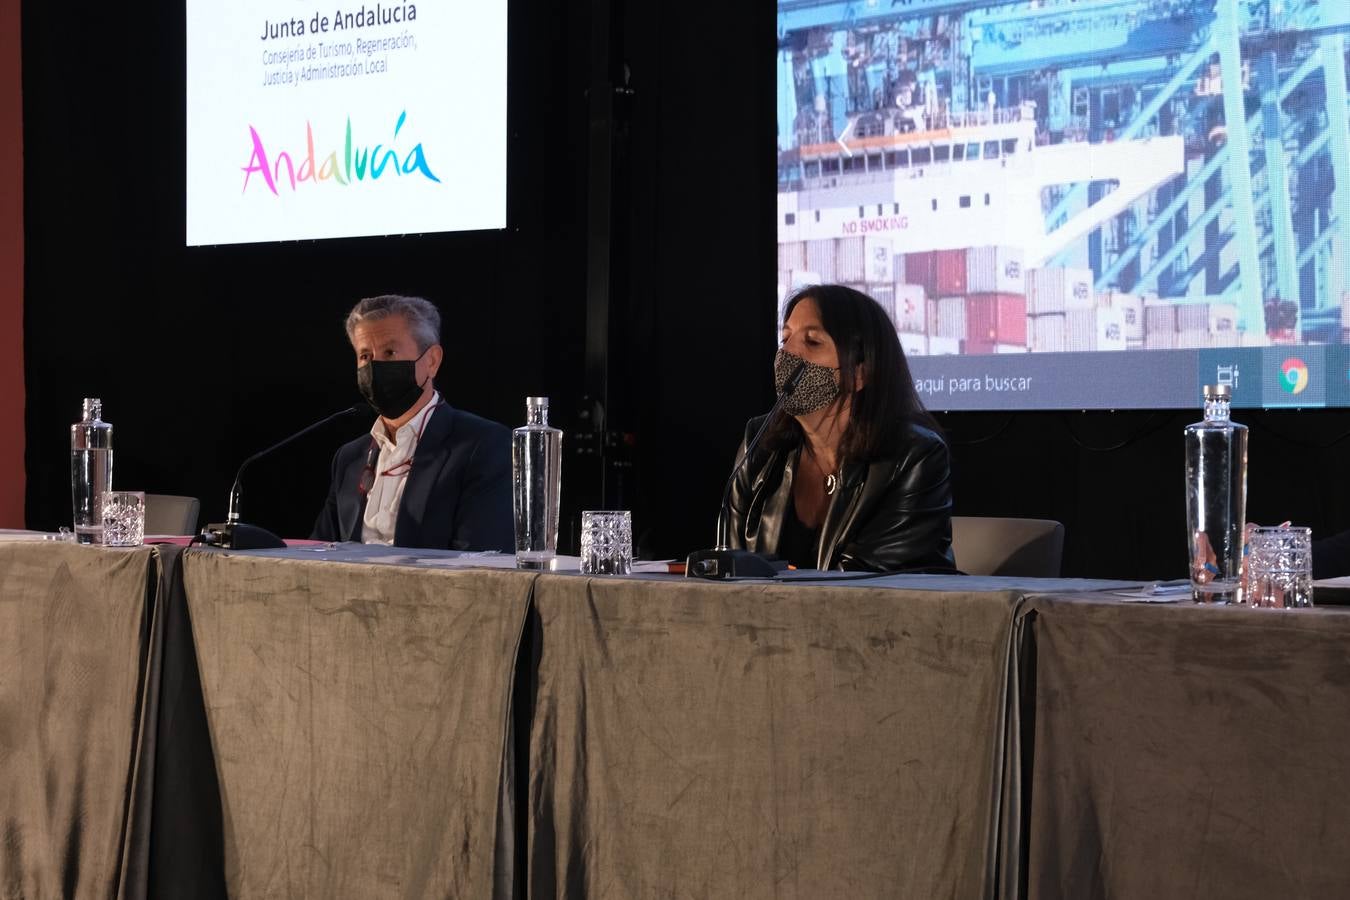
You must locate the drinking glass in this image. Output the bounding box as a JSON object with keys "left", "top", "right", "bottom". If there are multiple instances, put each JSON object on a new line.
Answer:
{"left": 101, "top": 491, "right": 146, "bottom": 547}
{"left": 1245, "top": 526, "right": 1314, "bottom": 609}
{"left": 580, "top": 510, "right": 632, "bottom": 575}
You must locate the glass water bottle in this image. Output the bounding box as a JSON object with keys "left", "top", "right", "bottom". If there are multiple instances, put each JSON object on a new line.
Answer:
{"left": 1184, "top": 384, "right": 1248, "bottom": 603}
{"left": 71, "top": 398, "right": 114, "bottom": 544}
{"left": 512, "top": 397, "right": 562, "bottom": 569}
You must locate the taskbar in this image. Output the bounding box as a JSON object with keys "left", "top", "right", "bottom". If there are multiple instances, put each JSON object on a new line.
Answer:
{"left": 909, "top": 345, "right": 1350, "bottom": 411}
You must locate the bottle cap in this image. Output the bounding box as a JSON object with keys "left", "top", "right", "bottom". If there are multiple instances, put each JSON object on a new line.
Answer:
{"left": 1201, "top": 384, "right": 1231, "bottom": 399}
{"left": 82, "top": 398, "right": 103, "bottom": 420}
{"left": 526, "top": 396, "right": 549, "bottom": 408}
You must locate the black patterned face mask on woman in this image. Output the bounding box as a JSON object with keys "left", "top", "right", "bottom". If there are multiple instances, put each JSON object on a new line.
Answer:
{"left": 774, "top": 348, "right": 840, "bottom": 416}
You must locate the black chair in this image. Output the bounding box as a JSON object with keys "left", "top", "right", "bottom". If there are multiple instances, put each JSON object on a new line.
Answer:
{"left": 951, "top": 516, "right": 1065, "bottom": 577}
{"left": 144, "top": 494, "right": 201, "bottom": 536}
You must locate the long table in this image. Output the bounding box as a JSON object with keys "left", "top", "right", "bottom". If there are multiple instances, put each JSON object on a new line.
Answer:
{"left": 182, "top": 551, "right": 531, "bottom": 899}
{"left": 3, "top": 542, "right": 1348, "bottom": 899}
{"left": 1012, "top": 592, "right": 1350, "bottom": 900}
{"left": 526, "top": 574, "right": 1023, "bottom": 899}
{"left": 0, "top": 542, "right": 160, "bottom": 899}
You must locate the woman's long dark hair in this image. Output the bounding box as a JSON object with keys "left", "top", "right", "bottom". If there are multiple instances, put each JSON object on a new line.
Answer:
{"left": 770, "top": 284, "right": 940, "bottom": 462}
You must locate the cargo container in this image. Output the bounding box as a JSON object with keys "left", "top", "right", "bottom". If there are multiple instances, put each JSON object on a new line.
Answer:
{"left": 891, "top": 284, "right": 929, "bottom": 333}
{"left": 1176, "top": 330, "right": 1214, "bottom": 349}
{"left": 935, "top": 249, "right": 968, "bottom": 297}
{"left": 1175, "top": 303, "right": 1208, "bottom": 332}
{"left": 1208, "top": 303, "right": 1239, "bottom": 334}
{"left": 778, "top": 241, "right": 807, "bottom": 276}
{"left": 867, "top": 284, "right": 896, "bottom": 328}
{"left": 926, "top": 336, "right": 961, "bottom": 355}
{"left": 805, "top": 240, "right": 837, "bottom": 283}
{"left": 864, "top": 236, "right": 894, "bottom": 284}
{"left": 904, "top": 251, "right": 937, "bottom": 298}
{"left": 1065, "top": 307, "right": 1127, "bottom": 351}
{"left": 966, "top": 293, "right": 1027, "bottom": 345}
{"left": 904, "top": 248, "right": 968, "bottom": 298}
{"left": 1096, "top": 292, "right": 1146, "bottom": 342}
{"left": 782, "top": 270, "right": 822, "bottom": 293}
{"left": 966, "top": 246, "right": 1025, "bottom": 295}
{"left": 1173, "top": 301, "right": 1239, "bottom": 335}
{"left": 1026, "top": 267, "right": 1094, "bottom": 314}
{"left": 1028, "top": 313, "right": 1066, "bottom": 353}
{"left": 933, "top": 297, "right": 966, "bottom": 340}
{"left": 1144, "top": 301, "right": 1178, "bottom": 334}
{"left": 960, "top": 340, "right": 1026, "bottom": 355}
{"left": 898, "top": 331, "right": 927, "bottom": 358}
{"left": 1144, "top": 331, "right": 1177, "bottom": 350}
{"left": 1240, "top": 330, "right": 1270, "bottom": 348}
{"left": 1097, "top": 308, "right": 1128, "bottom": 350}
{"left": 836, "top": 237, "right": 867, "bottom": 283}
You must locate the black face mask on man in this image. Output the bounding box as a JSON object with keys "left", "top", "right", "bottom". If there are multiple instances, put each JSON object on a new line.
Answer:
{"left": 774, "top": 348, "right": 841, "bottom": 416}
{"left": 357, "top": 348, "right": 430, "bottom": 419}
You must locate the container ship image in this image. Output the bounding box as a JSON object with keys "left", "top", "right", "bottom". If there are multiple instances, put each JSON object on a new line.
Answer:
{"left": 776, "top": 0, "right": 1350, "bottom": 356}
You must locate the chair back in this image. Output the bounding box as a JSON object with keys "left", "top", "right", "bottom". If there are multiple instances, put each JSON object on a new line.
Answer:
{"left": 951, "top": 516, "right": 1064, "bottom": 577}
{"left": 144, "top": 494, "right": 201, "bottom": 536}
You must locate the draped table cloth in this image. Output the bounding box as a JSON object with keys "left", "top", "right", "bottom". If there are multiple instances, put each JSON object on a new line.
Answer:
{"left": 1013, "top": 592, "right": 1350, "bottom": 900}
{"left": 180, "top": 549, "right": 535, "bottom": 900}
{"left": 525, "top": 572, "right": 1037, "bottom": 900}
{"left": 12, "top": 537, "right": 1348, "bottom": 900}
{"left": 0, "top": 541, "right": 159, "bottom": 899}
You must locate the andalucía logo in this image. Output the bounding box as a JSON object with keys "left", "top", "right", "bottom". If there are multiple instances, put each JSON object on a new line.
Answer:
{"left": 1279, "top": 357, "right": 1309, "bottom": 394}
{"left": 241, "top": 111, "right": 439, "bottom": 195}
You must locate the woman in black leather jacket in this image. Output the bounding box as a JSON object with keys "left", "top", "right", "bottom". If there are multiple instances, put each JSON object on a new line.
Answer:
{"left": 726, "top": 284, "right": 957, "bottom": 572}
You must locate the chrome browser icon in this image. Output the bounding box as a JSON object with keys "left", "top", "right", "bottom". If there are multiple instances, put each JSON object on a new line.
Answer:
{"left": 1280, "top": 357, "right": 1309, "bottom": 394}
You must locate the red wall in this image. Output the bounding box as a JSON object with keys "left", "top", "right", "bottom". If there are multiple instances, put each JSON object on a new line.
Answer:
{"left": 0, "top": 0, "right": 24, "bottom": 527}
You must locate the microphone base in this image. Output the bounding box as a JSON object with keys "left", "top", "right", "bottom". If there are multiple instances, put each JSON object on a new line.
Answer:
{"left": 198, "top": 522, "right": 287, "bottom": 551}
{"left": 685, "top": 548, "right": 789, "bottom": 580}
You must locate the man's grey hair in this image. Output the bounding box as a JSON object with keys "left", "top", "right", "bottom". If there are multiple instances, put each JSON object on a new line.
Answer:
{"left": 345, "top": 295, "right": 442, "bottom": 352}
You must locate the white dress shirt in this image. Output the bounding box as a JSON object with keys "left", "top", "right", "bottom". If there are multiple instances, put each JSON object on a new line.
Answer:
{"left": 362, "top": 391, "right": 441, "bottom": 545}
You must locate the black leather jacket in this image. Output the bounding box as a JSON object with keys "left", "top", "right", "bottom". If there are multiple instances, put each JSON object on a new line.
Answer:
{"left": 726, "top": 416, "right": 957, "bottom": 572}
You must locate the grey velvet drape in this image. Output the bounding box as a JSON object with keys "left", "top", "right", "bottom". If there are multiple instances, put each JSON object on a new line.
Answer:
{"left": 5, "top": 541, "right": 1349, "bottom": 900}
{"left": 0, "top": 543, "right": 156, "bottom": 899}
{"left": 526, "top": 575, "right": 1021, "bottom": 899}
{"left": 1015, "top": 594, "right": 1350, "bottom": 900}
{"left": 182, "top": 552, "right": 533, "bottom": 900}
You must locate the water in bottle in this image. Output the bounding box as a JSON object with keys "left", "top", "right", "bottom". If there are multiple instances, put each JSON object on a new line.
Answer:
{"left": 71, "top": 398, "right": 114, "bottom": 544}
{"left": 1183, "top": 384, "right": 1247, "bottom": 603}
{"left": 512, "top": 397, "right": 562, "bottom": 569}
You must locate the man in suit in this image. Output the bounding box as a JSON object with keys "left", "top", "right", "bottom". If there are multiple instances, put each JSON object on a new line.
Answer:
{"left": 311, "top": 294, "right": 515, "bottom": 550}
{"left": 1314, "top": 529, "right": 1350, "bottom": 579}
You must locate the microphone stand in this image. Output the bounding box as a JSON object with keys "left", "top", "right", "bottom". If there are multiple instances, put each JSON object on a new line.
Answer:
{"left": 200, "top": 404, "right": 366, "bottom": 550}
{"left": 686, "top": 362, "right": 806, "bottom": 579}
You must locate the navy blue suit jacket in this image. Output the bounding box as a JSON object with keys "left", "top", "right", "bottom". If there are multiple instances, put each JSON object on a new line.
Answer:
{"left": 310, "top": 404, "right": 515, "bottom": 551}
{"left": 1314, "top": 528, "right": 1350, "bottom": 579}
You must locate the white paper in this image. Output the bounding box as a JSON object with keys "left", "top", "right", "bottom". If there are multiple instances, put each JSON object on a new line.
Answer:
{"left": 1109, "top": 581, "right": 1192, "bottom": 602}
{"left": 0, "top": 529, "right": 58, "bottom": 542}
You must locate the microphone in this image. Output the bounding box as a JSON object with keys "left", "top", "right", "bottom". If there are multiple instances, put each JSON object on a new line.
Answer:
{"left": 686, "top": 360, "right": 807, "bottom": 579}
{"left": 200, "top": 404, "right": 367, "bottom": 550}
